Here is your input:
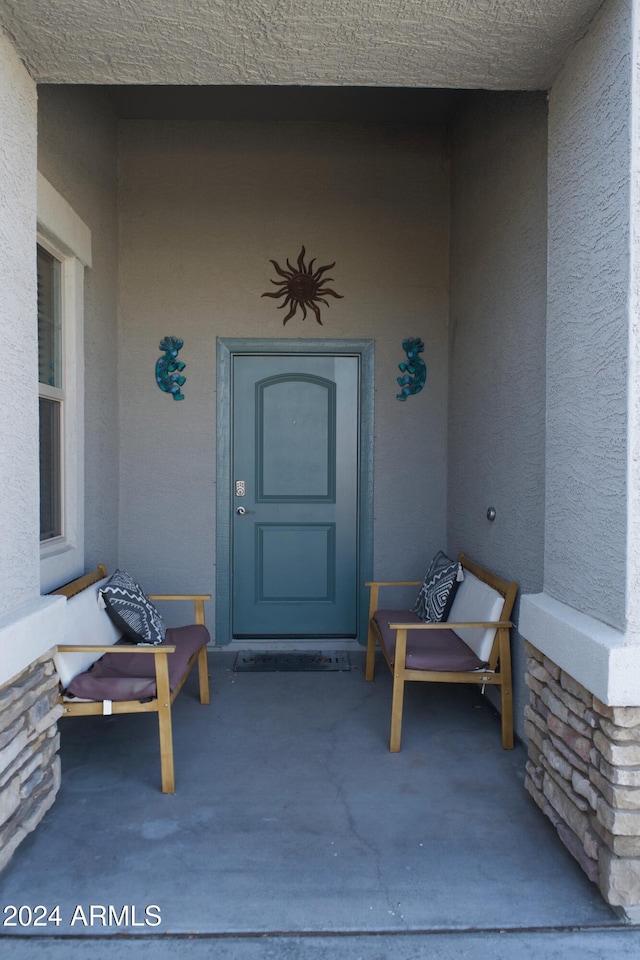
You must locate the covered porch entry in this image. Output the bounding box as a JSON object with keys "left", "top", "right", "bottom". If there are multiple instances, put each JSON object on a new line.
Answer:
{"left": 3, "top": 0, "right": 640, "bottom": 926}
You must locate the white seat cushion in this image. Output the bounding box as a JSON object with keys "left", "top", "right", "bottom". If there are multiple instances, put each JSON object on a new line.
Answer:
{"left": 53, "top": 578, "right": 122, "bottom": 687}
{"left": 446, "top": 571, "right": 505, "bottom": 663}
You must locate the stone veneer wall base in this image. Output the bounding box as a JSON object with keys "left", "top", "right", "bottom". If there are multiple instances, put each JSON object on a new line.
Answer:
{"left": 0, "top": 650, "right": 62, "bottom": 872}
{"left": 524, "top": 641, "right": 640, "bottom": 919}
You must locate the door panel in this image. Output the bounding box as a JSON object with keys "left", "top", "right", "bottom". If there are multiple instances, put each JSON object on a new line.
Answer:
{"left": 257, "top": 523, "right": 335, "bottom": 601}
{"left": 232, "top": 355, "right": 358, "bottom": 638}
{"left": 259, "top": 376, "right": 335, "bottom": 499}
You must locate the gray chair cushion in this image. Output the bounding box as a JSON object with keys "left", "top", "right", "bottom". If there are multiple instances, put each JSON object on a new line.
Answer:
{"left": 374, "top": 609, "right": 486, "bottom": 672}
{"left": 65, "top": 624, "right": 209, "bottom": 701}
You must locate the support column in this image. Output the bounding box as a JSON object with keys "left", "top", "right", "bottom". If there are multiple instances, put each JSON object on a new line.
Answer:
{"left": 521, "top": 0, "right": 640, "bottom": 918}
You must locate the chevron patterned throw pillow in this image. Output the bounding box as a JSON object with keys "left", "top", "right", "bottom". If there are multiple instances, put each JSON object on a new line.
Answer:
{"left": 412, "top": 551, "right": 464, "bottom": 623}
{"left": 100, "top": 569, "right": 166, "bottom": 645}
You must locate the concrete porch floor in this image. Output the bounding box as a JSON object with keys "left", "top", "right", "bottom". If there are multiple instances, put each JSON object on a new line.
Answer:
{"left": 1, "top": 650, "right": 639, "bottom": 959}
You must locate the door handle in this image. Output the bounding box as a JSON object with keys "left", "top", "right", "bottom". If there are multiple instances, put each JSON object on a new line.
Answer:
{"left": 236, "top": 506, "right": 247, "bottom": 516}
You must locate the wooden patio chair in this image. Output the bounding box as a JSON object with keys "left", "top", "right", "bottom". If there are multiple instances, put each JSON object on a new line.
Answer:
{"left": 365, "top": 552, "right": 518, "bottom": 752}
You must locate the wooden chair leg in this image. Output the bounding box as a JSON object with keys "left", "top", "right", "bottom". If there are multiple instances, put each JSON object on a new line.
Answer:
{"left": 365, "top": 626, "right": 377, "bottom": 681}
{"left": 155, "top": 652, "right": 175, "bottom": 793}
{"left": 498, "top": 628, "right": 514, "bottom": 749}
{"left": 389, "top": 629, "right": 408, "bottom": 752}
{"left": 197, "top": 644, "right": 210, "bottom": 705}
{"left": 500, "top": 691, "right": 514, "bottom": 749}
{"left": 365, "top": 582, "right": 380, "bottom": 682}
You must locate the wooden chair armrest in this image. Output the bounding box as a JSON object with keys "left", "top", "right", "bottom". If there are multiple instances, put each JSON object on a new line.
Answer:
{"left": 387, "top": 620, "right": 513, "bottom": 630}
{"left": 57, "top": 644, "right": 177, "bottom": 654}
{"left": 147, "top": 594, "right": 210, "bottom": 626}
{"left": 365, "top": 581, "right": 421, "bottom": 587}
{"left": 366, "top": 582, "right": 421, "bottom": 625}
{"left": 148, "top": 594, "right": 211, "bottom": 601}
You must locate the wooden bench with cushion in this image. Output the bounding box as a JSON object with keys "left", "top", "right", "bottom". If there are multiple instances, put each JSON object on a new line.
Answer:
{"left": 52, "top": 565, "right": 211, "bottom": 793}
{"left": 365, "top": 552, "right": 518, "bottom": 752}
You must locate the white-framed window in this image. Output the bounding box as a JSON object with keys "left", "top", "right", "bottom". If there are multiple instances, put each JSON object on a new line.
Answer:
{"left": 38, "top": 241, "right": 63, "bottom": 542}
{"left": 37, "top": 174, "right": 91, "bottom": 593}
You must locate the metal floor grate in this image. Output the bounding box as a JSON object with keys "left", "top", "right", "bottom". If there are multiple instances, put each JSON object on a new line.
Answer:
{"left": 233, "top": 651, "right": 351, "bottom": 673}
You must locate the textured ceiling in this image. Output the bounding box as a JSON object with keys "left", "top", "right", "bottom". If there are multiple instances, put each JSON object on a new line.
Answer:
{"left": 0, "top": 0, "right": 604, "bottom": 88}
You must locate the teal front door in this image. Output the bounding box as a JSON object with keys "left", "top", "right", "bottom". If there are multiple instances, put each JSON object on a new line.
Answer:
{"left": 232, "top": 354, "right": 359, "bottom": 638}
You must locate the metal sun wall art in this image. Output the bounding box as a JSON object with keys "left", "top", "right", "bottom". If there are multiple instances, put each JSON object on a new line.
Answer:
{"left": 156, "top": 336, "right": 186, "bottom": 400}
{"left": 261, "top": 246, "right": 343, "bottom": 325}
{"left": 396, "top": 337, "right": 426, "bottom": 401}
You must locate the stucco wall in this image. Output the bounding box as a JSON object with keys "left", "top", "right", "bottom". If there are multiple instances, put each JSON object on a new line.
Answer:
{"left": 629, "top": 0, "right": 640, "bottom": 638}
{"left": 37, "top": 85, "right": 120, "bottom": 575}
{"left": 449, "top": 92, "right": 548, "bottom": 736}
{"left": 0, "top": 31, "right": 38, "bottom": 612}
{"left": 117, "top": 121, "right": 450, "bottom": 632}
{"left": 546, "top": 0, "right": 631, "bottom": 630}
{"left": 0, "top": 33, "right": 65, "bottom": 694}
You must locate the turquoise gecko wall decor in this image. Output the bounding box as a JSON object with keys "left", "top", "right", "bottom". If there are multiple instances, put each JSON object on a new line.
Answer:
{"left": 156, "top": 336, "right": 186, "bottom": 400}
{"left": 396, "top": 337, "right": 426, "bottom": 401}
